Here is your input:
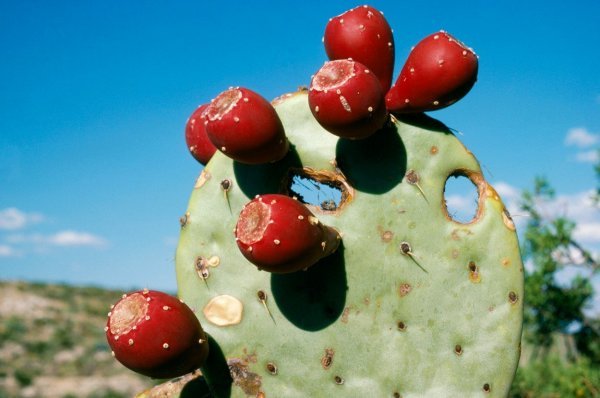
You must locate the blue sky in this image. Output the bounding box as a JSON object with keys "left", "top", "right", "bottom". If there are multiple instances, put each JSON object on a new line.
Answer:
{"left": 1, "top": 1, "right": 599, "bottom": 297}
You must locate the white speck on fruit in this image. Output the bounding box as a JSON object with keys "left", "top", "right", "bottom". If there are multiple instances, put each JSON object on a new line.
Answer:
{"left": 114, "top": 335, "right": 119, "bottom": 341}
{"left": 128, "top": 339, "right": 134, "bottom": 346}
{"left": 274, "top": 239, "right": 281, "bottom": 245}
{"left": 339, "top": 95, "right": 351, "bottom": 112}
{"left": 368, "top": 106, "right": 373, "bottom": 112}
{"left": 162, "top": 306, "right": 170, "bottom": 311}
{"left": 434, "top": 34, "right": 440, "bottom": 39}
{"left": 388, "top": 42, "right": 392, "bottom": 47}
{"left": 404, "top": 99, "right": 410, "bottom": 104}
{"left": 298, "top": 215, "right": 305, "bottom": 220}
{"left": 462, "top": 50, "right": 468, "bottom": 56}
{"left": 104, "top": 326, "right": 108, "bottom": 332}
{"left": 221, "top": 146, "right": 226, "bottom": 152}
{"left": 433, "top": 101, "right": 440, "bottom": 106}
{"left": 163, "top": 343, "right": 169, "bottom": 349}
{"left": 339, "top": 19, "right": 344, "bottom": 24}
{"left": 315, "top": 106, "right": 320, "bottom": 113}
{"left": 234, "top": 116, "right": 240, "bottom": 123}
{"left": 145, "top": 315, "right": 150, "bottom": 320}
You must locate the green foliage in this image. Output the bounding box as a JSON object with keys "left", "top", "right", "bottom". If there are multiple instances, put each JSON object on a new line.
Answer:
{"left": 575, "top": 319, "right": 600, "bottom": 364}
{"left": 14, "top": 368, "right": 35, "bottom": 387}
{"left": 514, "top": 161, "right": 600, "bottom": 396}
{"left": 510, "top": 356, "right": 600, "bottom": 397}
{"left": 0, "top": 316, "right": 27, "bottom": 341}
{"left": 520, "top": 177, "right": 596, "bottom": 349}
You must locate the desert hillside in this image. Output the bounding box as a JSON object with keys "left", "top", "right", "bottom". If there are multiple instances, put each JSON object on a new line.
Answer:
{"left": 0, "top": 280, "right": 156, "bottom": 398}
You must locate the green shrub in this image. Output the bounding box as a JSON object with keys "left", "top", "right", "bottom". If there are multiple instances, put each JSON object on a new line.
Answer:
{"left": 510, "top": 356, "right": 600, "bottom": 397}
{"left": 14, "top": 368, "right": 35, "bottom": 387}
{"left": 0, "top": 316, "right": 27, "bottom": 341}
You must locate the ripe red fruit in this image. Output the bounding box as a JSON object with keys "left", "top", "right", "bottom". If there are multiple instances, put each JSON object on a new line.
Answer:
{"left": 106, "top": 290, "right": 208, "bottom": 379}
{"left": 235, "top": 194, "right": 341, "bottom": 273}
{"left": 185, "top": 104, "right": 217, "bottom": 165}
{"left": 309, "top": 59, "right": 387, "bottom": 139}
{"left": 204, "top": 87, "right": 289, "bottom": 164}
{"left": 385, "top": 31, "right": 479, "bottom": 114}
{"left": 324, "top": 5, "right": 395, "bottom": 92}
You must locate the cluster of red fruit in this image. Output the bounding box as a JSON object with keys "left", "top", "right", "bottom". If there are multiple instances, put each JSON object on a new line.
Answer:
{"left": 106, "top": 4, "right": 479, "bottom": 383}
{"left": 185, "top": 4, "right": 478, "bottom": 165}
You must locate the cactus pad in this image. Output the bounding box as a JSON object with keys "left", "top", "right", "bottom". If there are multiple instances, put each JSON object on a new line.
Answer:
{"left": 175, "top": 90, "right": 523, "bottom": 397}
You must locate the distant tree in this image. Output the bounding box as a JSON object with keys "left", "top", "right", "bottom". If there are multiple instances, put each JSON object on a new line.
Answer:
{"left": 520, "top": 165, "right": 599, "bottom": 361}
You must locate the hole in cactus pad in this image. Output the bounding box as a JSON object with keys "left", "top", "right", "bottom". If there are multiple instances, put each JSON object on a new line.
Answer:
{"left": 444, "top": 172, "right": 480, "bottom": 224}
{"left": 284, "top": 168, "right": 351, "bottom": 212}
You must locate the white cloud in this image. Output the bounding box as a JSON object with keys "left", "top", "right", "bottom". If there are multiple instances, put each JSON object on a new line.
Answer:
{"left": 445, "top": 194, "right": 474, "bottom": 212}
{"left": 0, "top": 208, "right": 44, "bottom": 230}
{"left": 575, "top": 149, "right": 599, "bottom": 163}
{"left": 444, "top": 194, "right": 478, "bottom": 222}
{"left": 565, "top": 127, "right": 599, "bottom": 148}
{"left": 573, "top": 222, "right": 600, "bottom": 244}
{"left": 0, "top": 244, "right": 19, "bottom": 257}
{"left": 5, "top": 230, "right": 107, "bottom": 248}
{"left": 494, "top": 181, "right": 520, "bottom": 201}
{"left": 47, "top": 231, "right": 107, "bottom": 247}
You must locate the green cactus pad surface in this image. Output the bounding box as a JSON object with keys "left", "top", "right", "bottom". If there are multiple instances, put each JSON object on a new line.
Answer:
{"left": 175, "top": 91, "right": 523, "bottom": 398}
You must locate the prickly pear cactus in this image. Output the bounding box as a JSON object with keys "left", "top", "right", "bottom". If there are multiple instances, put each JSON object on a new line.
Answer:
{"left": 175, "top": 90, "right": 523, "bottom": 397}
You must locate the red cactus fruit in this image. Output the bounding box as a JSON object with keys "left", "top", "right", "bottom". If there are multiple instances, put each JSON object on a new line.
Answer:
{"left": 309, "top": 59, "right": 387, "bottom": 139}
{"left": 235, "top": 194, "right": 341, "bottom": 273}
{"left": 385, "top": 31, "right": 479, "bottom": 114}
{"left": 204, "top": 87, "right": 289, "bottom": 164}
{"left": 185, "top": 104, "right": 217, "bottom": 165}
{"left": 324, "top": 5, "right": 395, "bottom": 92}
{"left": 106, "top": 289, "right": 208, "bottom": 379}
